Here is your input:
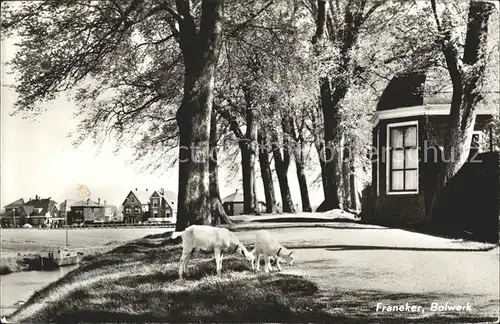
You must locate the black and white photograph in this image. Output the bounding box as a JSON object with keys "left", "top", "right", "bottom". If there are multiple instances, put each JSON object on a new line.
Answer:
{"left": 1, "top": 0, "right": 499, "bottom": 322}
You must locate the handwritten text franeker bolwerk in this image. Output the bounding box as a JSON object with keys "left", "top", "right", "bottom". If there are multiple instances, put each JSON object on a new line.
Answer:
{"left": 376, "top": 302, "right": 472, "bottom": 313}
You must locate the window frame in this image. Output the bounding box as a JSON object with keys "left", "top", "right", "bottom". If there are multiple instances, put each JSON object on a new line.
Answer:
{"left": 386, "top": 120, "right": 419, "bottom": 195}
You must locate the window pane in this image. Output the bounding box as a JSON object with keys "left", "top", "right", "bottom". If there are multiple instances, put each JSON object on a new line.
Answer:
{"left": 405, "top": 148, "right": 419, "bottom": 169}
{"left": 405, "top": 126, "right": 417, "bottom": 146}
{"left": 405, "top": 170, "right": 418, "bottom": 190}
{"left": 391, "top": 150, "right": 404, "bottom": 169}
{"left": 391, "top": 128, "right": 404, "bottom": 148}
{"left": 391, "top": 171, "right": 404, "bottom": 190}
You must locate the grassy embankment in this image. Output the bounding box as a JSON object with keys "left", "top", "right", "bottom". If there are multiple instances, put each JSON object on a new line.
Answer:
{"left": 8, "top": 232, "right": 338, "bottom": 323}
{"left": 0, "top": 256, "right": 26, "bottom": 275}
{"left": 7, "top": 228, "right": 498, "bottom": 323}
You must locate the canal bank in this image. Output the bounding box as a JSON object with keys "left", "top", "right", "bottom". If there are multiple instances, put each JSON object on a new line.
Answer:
{"left": 0, "top": 227, "right": 173, "bottom": 274}
{"left": 0, "top": 264, "right": 79, "bottom": 317}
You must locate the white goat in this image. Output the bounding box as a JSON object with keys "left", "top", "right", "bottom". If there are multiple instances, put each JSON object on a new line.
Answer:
{"left": 171, "top": 225, "right": 255, "bottom": 278}
{"left": 251, "top": 230, "right": 294, "bottom": 273}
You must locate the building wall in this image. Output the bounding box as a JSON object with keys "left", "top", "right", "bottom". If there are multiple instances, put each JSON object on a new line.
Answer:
{"left": 149, "top": 193, "right": 173, "bottom": 219}
{"left": 69, "top": 206, "right": 104, "bottom": 223}
{"left": 68, "top": 209, "right": 84, "bottom": 225}
{"left": 227, "top": 202, "right": 244, "bottom": 216}
{"left": 223, "top": 202, "right": 238, "bottom": 216}
{"left": 371, "top": 115, "right": 494, "bottom": 225}
{"left": 122, "top": 204, "right": 145, "bottom": 223}
{"left": 373, "top": 116, "right": 427, "bottom": 224}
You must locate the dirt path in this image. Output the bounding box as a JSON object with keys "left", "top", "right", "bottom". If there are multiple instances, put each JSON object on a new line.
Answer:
{"left": 233, "top": 224, "right": 499, "bottom": 321}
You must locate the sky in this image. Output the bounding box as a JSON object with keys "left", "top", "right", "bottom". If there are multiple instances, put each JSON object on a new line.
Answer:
{"left": 1, "top": 37, "right": 324, "bottom": 210}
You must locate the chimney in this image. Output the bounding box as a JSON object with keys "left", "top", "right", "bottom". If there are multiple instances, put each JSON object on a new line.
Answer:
{"left": 98, "top": 198, "right": 101, "bottom": 205}
{"left": 161, "top": 188, "right": 164, "bottom": 195}
{"left": 87, "top": 198, "right": 90, "bottom": 205}
{"left": 35, "top": 195, "right": 39, "bottom": 200}
{"left": 146, "top": 189, "right": 148, "bottom": 191}
{"left": 104, "top": 200, "right": 106, "bottom": 206}
{"left": 135, "top": 188, "right": 138, "bottom": 191}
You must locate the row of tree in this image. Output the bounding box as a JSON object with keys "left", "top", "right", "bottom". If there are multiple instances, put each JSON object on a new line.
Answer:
{"left": 1, "top": 0, "right": 498, "bottom": 230}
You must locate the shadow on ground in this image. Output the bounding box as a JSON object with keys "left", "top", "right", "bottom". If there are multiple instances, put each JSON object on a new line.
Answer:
{"left": 231, "top": 224, "right": 388, "bottom": 232}
{"left": 322, "top": 245, "right": 497, "bottom": 252}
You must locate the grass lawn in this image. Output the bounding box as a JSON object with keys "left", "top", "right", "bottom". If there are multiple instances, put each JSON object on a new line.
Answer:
{"left": 7, "top": 229, "right": 499, "bottom": 323}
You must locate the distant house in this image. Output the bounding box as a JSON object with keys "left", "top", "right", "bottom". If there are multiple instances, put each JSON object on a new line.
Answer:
{"left": 2, "top": 196, "right": 59, "bottom": 227}
{"left": 2, "top": 198, "right": 26, "bottom": 227}
{"left": 148, "top": 189, "right": 177, "bottom": 223}
{"left": 122, "top": 188, "right": 177, "bottom": 224}
{"left": 69, "top": 198, "right": 104, "bottom": 224}
{"left": 66, "top": 198, "right": 121, "bottom": 224}
{"left": 222, "top": 190, "right": 265, "bottom": 216}
{"left": 122, "top": 189, "right": 151, "bottom": 224}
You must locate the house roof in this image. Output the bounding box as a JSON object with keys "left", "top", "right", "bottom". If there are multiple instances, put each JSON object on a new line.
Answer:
{"left": 377, "top": 72, "right": 426, "bottom": 111}
{"left": 154, "top": 189, "right": 177, "bottom": 209}
{"left": 222, "top": 190, "right": 244, "bottom": 203}
{"left": 24, "top": 198, "right": 58, "bottom": 215}
{"left": 222, "top": 190, "right": 266, "bottom": 204}
{"left": 22, "top": 205, "right": 34, "bottom": 215}
{"left": 130, "top": 190, "right": 152, "bottom": 205}
{"left": 373, "top": 72, "right": 498, "bottom": 127}
{"left": 71, "top": 199, "right": 103, "bottom": 207}
{"left": 4, "top": 198, "right": 25, "bottom": 209}
{"left": 377, "top": 72, "right": 499, "bottom": 113}
{"left": 123, "top": 189, "right": 177, "bottom": 207}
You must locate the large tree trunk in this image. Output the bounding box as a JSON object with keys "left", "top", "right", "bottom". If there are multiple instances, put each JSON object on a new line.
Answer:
{"left": 214, "top": 91, "right": 259, "bottom": 215}
{"left": 312, "top": 0, "right": 366, "bottom": 212}
{"left": 443, "top": 1, "right": 495, "bottom": 183}
{"left": 311, "top": 104, "right": 329, "bottom": 199}
{"left": 350, "top": 172, "right": 360, "bottom": 211}
{"left": 317, "top": 78, "right": 342, "bottom": 211}
{"left": 284, "top": 115, "right": 312, "bottom": 212}
{"left": 240, "top": 142, "right": 258, "bottom": 214}
{"left": 258, "top": 129, "right": 277, "bottom": 213}
{"left": 342, "top": 145, "right": 351, "bottom": 209}
{"left": 271, "top": 130, "right": 296, "bottom": 213}
{"left": 295, "top": 158, "right": 312, "bottom": 212}
{"left": 209, "top": 110, "right": 232, "bottom": 225}
{"left": 175, "top": 0, "right": 224, "bottom": 231}
{"left": 429, "top": 1, "right": 495, "bottom": 221}
{"left": 241, "top": 91, "right": 259, "bottom": 215}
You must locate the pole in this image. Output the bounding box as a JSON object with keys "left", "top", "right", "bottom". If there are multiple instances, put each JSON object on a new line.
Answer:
{"left": 13, "top": 209, "right": 16, "bottom": 228}
{"left": 65, "top": 211, "right": 68, "bottom": 247}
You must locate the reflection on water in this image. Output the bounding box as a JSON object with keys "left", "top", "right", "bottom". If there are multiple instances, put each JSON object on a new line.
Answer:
{"left": 0, "top": 265, "right": 79, "bottom": 317}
